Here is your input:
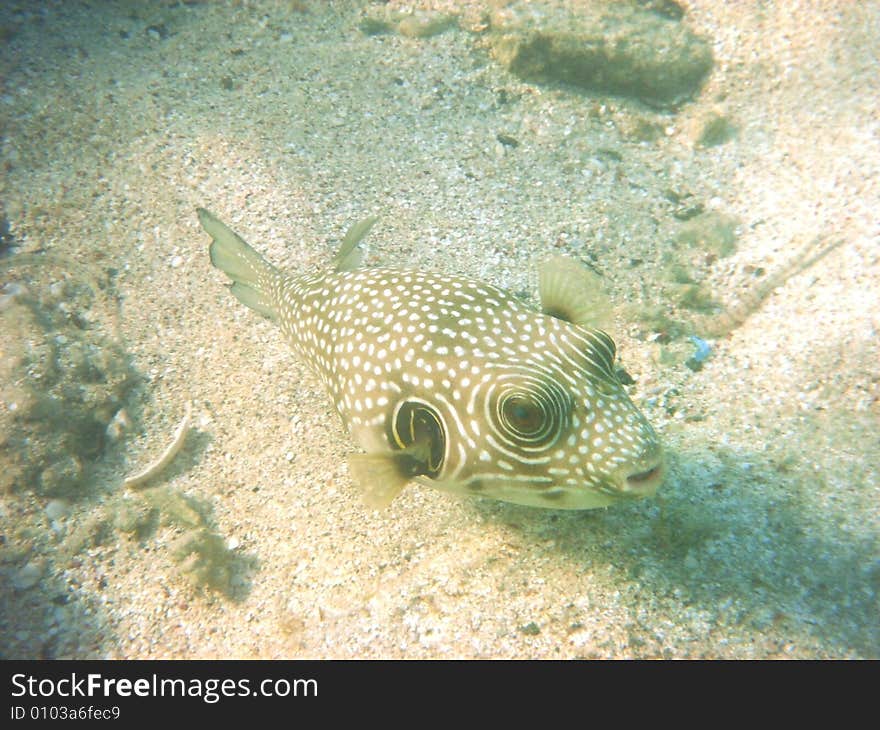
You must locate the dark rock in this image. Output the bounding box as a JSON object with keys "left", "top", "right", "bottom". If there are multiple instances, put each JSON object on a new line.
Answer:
{"left": 489, "top": 1, "right": 713, "bottom": 108}
{"left": 496, "top": 133, "right": 520, "bottom": 148}
{"left": 636, "top": 0, "right": 685, "bottom": 21}
{"left": 358, "top": 16, "right": 394, "bottom": 36}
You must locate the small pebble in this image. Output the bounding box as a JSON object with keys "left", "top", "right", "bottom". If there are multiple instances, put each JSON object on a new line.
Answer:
{"left": 145, "top": 24, "right": 168, "bottom": 41}
{"left": 13, "top": 561, "right": 44, "bottom": 591}
{"left": 45, "top": 499, "right": 71, "bottom": 521}
{"left": 106, "top": 408, "right": 132, "bottom": 442}
{"left": 0, "top": 282, "right": 26, "bottom": 311}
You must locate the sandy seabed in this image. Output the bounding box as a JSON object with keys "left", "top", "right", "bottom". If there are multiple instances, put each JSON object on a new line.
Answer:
{"left": 0, "top": 0, "right": 877, "bottom": 659}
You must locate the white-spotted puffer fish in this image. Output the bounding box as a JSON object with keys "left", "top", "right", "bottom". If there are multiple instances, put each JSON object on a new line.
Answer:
{"left": 197, "top": 209, "right": 664, "bottom": 509}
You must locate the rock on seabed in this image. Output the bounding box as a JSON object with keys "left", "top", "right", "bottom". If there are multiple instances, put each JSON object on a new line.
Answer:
{"left": 490, "top": 1, "right": 713, "bottom": 108}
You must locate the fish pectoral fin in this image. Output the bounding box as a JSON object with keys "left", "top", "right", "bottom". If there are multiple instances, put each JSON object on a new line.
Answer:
{"left": 538, "top": 255, "right": 612, "bottom": 330}
{"left": 347, "top": 453, "right": 411, "bottom": 509}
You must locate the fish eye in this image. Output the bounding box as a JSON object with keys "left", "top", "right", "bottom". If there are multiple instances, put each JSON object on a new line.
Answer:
{"left": 501, "top": 395, "right": 545, "bottom": 436}
{"left": 490, "top": 378, "right": 570, "bottom": 451}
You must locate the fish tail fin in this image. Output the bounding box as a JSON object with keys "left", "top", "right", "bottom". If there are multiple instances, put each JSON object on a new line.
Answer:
{"left": 197, "top": 208, "right": 278, "bottom": 321}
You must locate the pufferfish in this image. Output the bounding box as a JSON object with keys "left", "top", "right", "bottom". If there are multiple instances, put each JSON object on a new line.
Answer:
{"left": 197, "top": 209, "right": 664, "bottom": 510}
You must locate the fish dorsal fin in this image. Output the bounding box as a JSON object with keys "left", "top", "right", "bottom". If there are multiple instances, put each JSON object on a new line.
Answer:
{"left": 347, "top": 452, "right": 410, "bottom": 508}
{"left": 333, "top": 215, "right": 378, "bottom": 272}
{"left": 538, "top": 255, "right": 612, "bottom": 331}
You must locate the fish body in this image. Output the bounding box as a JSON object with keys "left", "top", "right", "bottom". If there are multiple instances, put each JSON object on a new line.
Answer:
{"left": 198, "top": 209, "right": 664, "bottom": 509}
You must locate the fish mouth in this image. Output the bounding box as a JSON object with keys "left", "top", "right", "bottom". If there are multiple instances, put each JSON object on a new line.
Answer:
{"left": 619, "top": 456, "right": 665, "bottom": 496}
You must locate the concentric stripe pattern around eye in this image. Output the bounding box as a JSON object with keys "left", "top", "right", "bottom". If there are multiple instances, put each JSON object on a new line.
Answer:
{"left": 489, "top": 373, "right": 571, "bottom": 452}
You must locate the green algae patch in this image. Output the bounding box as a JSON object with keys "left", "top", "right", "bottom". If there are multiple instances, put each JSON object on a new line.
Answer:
{"left": 0, "top": 258, "right": 138, "bottom": 498}
{"left": 112, "top": 496, "right": 159, "bottom": 540}
{"left": 489, "top": 1, "right": 713, "bottom": 107}
{"left": 697, "top": 112, "right": 739, "bottom": 147}
{"left": 141, "top": 485, "right": 209, "bottom": 529}
{"left": 54, "top": 485, "right": 257, "bottom": 599}
{"left": 676, "top": 211, "right": 739, "bottom": 258}
{"left": 170, "top": 529, "right": 239, "bottom": 597}
{"left": 672, "top": 283, "right": 719, "bottom": 313}
{"left": 61, "top": 512, "right": 114, "bottom": 559}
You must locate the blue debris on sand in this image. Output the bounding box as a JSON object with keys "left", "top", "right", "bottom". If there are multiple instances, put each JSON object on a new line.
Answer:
{"left": 685, "top": 335, "right": 712, "bottom": 371}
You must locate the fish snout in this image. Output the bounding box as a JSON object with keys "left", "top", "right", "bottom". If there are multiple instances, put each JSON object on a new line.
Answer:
{"left": 614, "top": 446, "right": 665, "bottom": 497}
